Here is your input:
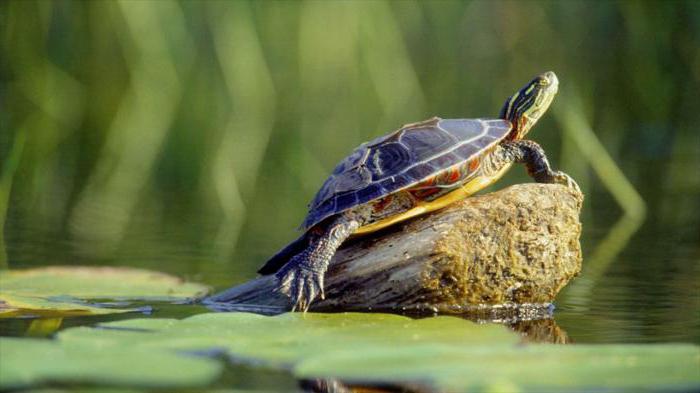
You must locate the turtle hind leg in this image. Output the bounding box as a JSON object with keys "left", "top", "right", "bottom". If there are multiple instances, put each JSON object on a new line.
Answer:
{"left": 500, "top": 139, "right": 581, "bottom": 193}
{"left": 258, "top": 233, "right": 312, "bottom": 275}
{"left": 275, "top": 215, "right": 361, "bottom": 312}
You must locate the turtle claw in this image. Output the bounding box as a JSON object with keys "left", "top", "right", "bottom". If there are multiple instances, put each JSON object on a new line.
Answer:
{"left": 552, "top": 171, "right": 581, "bottom": 194}
{"left": 276, "top": 262, "right": 324, "bottom": 312}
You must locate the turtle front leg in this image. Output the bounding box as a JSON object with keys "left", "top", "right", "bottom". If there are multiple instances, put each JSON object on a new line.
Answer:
{"left": 499, "top": 140, "right": 581, "bottom": 192}
{"left": 275, "top": 214, "right": 361, "bottom": 312}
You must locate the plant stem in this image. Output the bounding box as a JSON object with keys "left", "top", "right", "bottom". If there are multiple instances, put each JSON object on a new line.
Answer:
{"left": 0, "top": 131, "right": 26, "bottom": 269}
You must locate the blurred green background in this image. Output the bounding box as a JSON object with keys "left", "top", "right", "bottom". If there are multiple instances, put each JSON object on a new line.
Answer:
{"left": 1, "top": 1, "right": 699, "bottom": 342}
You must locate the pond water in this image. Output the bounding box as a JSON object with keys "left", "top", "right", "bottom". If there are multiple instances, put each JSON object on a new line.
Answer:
{"left": 3, "top": 188, "right": 698, "bottom": 390}
{"left": 4, "top": 187, "right": 699, "bottom": 345}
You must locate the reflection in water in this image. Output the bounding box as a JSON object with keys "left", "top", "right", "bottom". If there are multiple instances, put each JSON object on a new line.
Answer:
{"left": 565, "top": 215, "right": 645, "bottom": 303}
{"left": 301, "top": 378, "right": 426, "bottom": 393}
{"left": 25, "top": 317, "right": 63, "bottom": 338}
{"left": 444, "top": 303, "right": 556, "bottom": 325}
{"left": 445, "top": 307, "right": 571, "bottom": 344}
{"left": 556, "top": 99, "right": 646, "bottom": 304}
{"left": 509, "top": 318, "right": 570, "bottom": 344}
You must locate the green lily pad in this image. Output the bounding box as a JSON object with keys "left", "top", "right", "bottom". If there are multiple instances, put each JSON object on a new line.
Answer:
{"left": 2, "top": 312, "right": 698, "bottom": 391}
{"left": 0, "top": 337, "right": 222, "bottom": 389}
{"left": 0, "top": 266, "right": 209, "bottom": 317}
{"left": 296, "top": 343, "right": 700, "bottom": 392}
{"left": 0, "top": 293, "right": 136, "bottom": 317}
{"left": 60, "top": 312, "right": 519, "bottom": 368}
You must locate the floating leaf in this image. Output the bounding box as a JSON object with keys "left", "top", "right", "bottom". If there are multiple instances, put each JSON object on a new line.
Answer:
{"left": 296, "top": 343, "right": 700, "bottom": 392}
{"left": 0, "top": 266, "right": 209, "bottom": 317}
{"left": 26, "top": 317, "right": 64, "bottom": 337}
{"left": 0, "top": 337, "right": 222, "bottom": 389}
{"left": 0, "top": 292, "right": 134, "bottom": 317}
{"left": 61, "top": 312, "right": 518, "bottom": 368}
{"left": 2, "top": 312, "right": 698, "bottom": 391}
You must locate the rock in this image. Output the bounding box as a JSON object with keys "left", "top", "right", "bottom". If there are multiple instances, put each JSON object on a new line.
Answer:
{"left": 205, "top": 183, "right": 583, "bottom": 315}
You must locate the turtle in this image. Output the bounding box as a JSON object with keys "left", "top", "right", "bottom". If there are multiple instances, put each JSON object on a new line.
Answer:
{"left": 258, "top": 71, "right": 579, "bottom": 311}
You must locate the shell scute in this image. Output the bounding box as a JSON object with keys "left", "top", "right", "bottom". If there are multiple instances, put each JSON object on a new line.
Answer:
{"left": 331, "top": 165, "right": 372, "bottom": 193}
{"left": 355, "top": 183, "right": 385, "bottom": 202}
{"left": 438, "top": 118, "right": 487, "bottom": 140}
{"left": 426, "top": 151, "right": 462, "bottom": 169}
{"left": 406, "top": 163, "right": 438, "bottom": 181}
{"left": 300, "top": 117, "right": 512, "bottom": 229}
{"left": 378, "top": 173, "right": 412, "bottom": 191}
{"left": 366, "top": 142, "right": 413, "bottom": 179}
{"left": 398, "top": 126, "right": 457, "bottom": 161}
{"left": 335, "top": 192, "right": 359, "bottom": 210}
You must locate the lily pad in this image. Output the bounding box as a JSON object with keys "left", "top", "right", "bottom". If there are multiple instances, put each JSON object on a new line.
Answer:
{"left": 296, "top": 343, "right": 700, "bottom": 392}
{"left": 0, "top": 337, "right": 222, "bottom": 388}
{"left": 60, "top": 312, "right": 519, "bottom": 368}
{"left": 2, "top": 312, "right": 698, "bottom": 391}
{"left": 0, "top": 266, "right": 209, "bottom": 317}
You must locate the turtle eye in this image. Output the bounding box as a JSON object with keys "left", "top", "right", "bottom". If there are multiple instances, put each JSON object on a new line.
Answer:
{"left": 537, "top": 78, "right": 549, "bottom": 87}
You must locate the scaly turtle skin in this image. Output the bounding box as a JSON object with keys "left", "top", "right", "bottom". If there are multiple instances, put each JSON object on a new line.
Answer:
{"left": 258, "top": 71, "right": 579, "bottom": 311}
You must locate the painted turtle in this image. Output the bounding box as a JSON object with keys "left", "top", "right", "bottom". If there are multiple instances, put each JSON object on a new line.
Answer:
{"left": 259, "top": 71, "right": 579, "bottom": 311}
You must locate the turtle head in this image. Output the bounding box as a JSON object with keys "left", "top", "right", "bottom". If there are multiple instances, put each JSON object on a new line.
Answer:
{"left": 499, "top": 71, "right": 559, "bottom": 139}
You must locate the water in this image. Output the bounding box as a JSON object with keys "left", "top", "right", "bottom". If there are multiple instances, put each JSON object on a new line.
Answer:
{"left": 2, "top": 183, "right": 699, "bottom": 393}
{"left": 3, "top": 195, "right": 698, "bottom": 345}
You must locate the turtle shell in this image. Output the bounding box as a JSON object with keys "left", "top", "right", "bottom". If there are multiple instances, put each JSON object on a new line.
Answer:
{"left": 301, "top": 117, "right": 512, "bottom": 229}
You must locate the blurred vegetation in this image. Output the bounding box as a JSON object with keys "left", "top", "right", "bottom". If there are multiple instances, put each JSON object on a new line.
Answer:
{"left": 1, "top": 0, "right": 698, "bottom": 307}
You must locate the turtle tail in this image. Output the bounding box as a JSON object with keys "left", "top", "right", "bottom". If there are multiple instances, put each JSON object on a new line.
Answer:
{"left": 257, "top": 233, "right": 311, "bottom": 275}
